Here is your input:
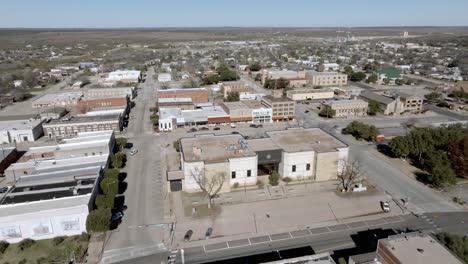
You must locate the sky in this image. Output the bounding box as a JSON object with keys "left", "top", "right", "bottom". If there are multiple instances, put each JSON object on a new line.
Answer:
{"left": 1, "top": 0, "right": 468, "bottom": 28}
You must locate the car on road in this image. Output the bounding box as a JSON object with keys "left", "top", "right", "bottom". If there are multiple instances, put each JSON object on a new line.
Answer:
{"left": 130, "top": 149, "right": 138, "bottom": 155}
{"left": 205, "top": 227, "right": 213, "bottom": 239}
{"left": 381, "top": 201, "right": 390, "bottom": 212}
{"left": 256, "top": 124, "right": 263, "bottom": 128}
{"left": 0, "top": 187, "right": 8, "bottom": 193}
{"left": 188, "top": 128, "right": 198, "bottom": 133}
{"left": 184, "top": 230, "right": 194, "bottom": 242}
{"left": 230, "top": 123, "right": 237, "bottom": 128}
{"left": 249, "top": 124, "right": 257, "bottom": 128}
{"left": 213, "top": 127, "right": 220, "bottom": 131}
{"left": 304, "top": 110, "right": 309, "bottom": 113}
{"left": 231, "top": 131, "right": 239, "bottom": 134}
{"left": 199, "top": 127, "right": 209, "bottom": 131}
{"left": 111, "top": 212, "right": 123, "bottom": 222}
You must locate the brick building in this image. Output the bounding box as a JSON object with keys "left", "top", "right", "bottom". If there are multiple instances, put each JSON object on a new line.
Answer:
{"left": 77, "top": 96, "right": 128, "bottom": 112}
{"left": 158, "top": 88, "right": 209, "bottom": 104}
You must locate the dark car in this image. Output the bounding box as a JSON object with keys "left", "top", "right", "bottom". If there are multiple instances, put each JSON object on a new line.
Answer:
{"left": 213, "top": 127, "right": 221, "bottom": 130}
{"left": 304, "top": 110, "right": 309, "bottom": 113}
{"left": 184, "top": 230, "right": 194, "bottom": 242}
{"left": 188, "top": 128, "right": 197, "bottom": 133}
{"left": 231, "top": 131, "right": 239, "bottom": 134}
{"left": 0, "top": 187, "right": 8, "bottom": 193}
{"left": 256, "top": 124, "right": 263, "bottom": 128}
{"left": 199, "top": 127, "right": 209, "bottom": 131}
{"left": 249, "top": 124, "right": 257, "bottom": 128}
{"left": 205, "top": 227, "right": 213, "bottom": 239}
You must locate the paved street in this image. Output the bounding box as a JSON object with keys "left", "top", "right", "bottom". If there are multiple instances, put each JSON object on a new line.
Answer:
{"left": 101, "top": 68, "right": 170, "bottom": 263}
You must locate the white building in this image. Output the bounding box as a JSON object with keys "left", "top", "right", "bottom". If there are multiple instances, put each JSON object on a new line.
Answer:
{"left": 0, "top": 119, "right": 43, "bottom": 144}
{"left": 159, "top": 108, "right": 184, "bottom": 132}
{"left": 105, "top": 70, "right": 141, "bottom": 83}
{"left": 84, "top": 87, "right": 134, "bottom": 99}
{"left": 32, "top": 92, "right": 83, "bottom": 108}
{"left": 158, "top": 73, "right": 172, "bottom": 83}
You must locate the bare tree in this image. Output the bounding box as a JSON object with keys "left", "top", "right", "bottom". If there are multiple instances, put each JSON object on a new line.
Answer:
{"left": 191, "top": 168, "right": 226, "bottom": 208}
{"left": 337, "top": 160, "right": 363, "bottom": 192}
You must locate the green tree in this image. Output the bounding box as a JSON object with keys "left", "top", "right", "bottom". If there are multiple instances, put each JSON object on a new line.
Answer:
{"left": 110, "top": 153, "right": 125, "bottom": 169}
{"left": 365, "top": 74, "right": 378, "bottom": 83}
{"left": 350, "top": 72, "right": 366, "bottom": 82}
{"left": 100, "top": 178, "right": 119, "bottom": 195}
{"left": 344, "top": 65, "right": 354, "bottom": 76}
{"left": 342, "top": 121, "right": 379, "bottom": 141}
{"left": 269, "top": 171, "right": 280, "bottom": 186}
{"left": 86, "top": 209, "right": 111, "bottom": 233}
{"left": 264, "top": 78, "right": 290, "bottom": 89}
{"left": 395, "top": 79, "right": 405, "bottom": 86}
{"left": 225, "top": 91, "right": 240, "bottom": 102}
{"left": 95, "top": 194, "right": 115, "bottom": 209}
{"left": 436, "top": 232, "right": 468, "bottom": 263}
{"left": 319, "top": 105, "right": 336, "bottom": 118}
{"left": 0, "top": 241, "right": 9, "bottom": 254}
{"left": 249, "top": 62, "right": 261, "bottom": 72}
{"left": 104, "top": 168, "right": 120, "bottom": 179}
{"left": 423, "top": 151, "right": 457, "bottom": 187}
{"left": 202, "top": 74, "right": 220, "bottom": 85}
{"left": 424, "top": 92, "right": 442, "bottom": 102}
{"left": 18, "top": 239, "right": 35, "bottom": 251}
{"left": 115, "top": 137, "right": 128, "bottom": 151}
{"left": 83, "top": 68, "right": 93, "bottom": 76}
{"left": 173, "top": 140, "right": 181, "bottom": 152}
{"left": 388, "top": 136, "right": 411, "bottom": 158}
{"left": 448, "top": 136, "right": 468, "bottom": 178}
{"left": 368, "top": 100, "right": 381, "bottom": 115}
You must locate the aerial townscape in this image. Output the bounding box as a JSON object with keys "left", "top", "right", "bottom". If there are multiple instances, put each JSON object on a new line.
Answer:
{"left": 0, "top": 1, "right": 468, "bottom": 264}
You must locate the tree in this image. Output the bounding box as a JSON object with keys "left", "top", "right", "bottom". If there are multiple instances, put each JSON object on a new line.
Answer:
{"left": 115, "top": 138, "right": 128, "bottom": 151}
{"left": 422, "top": 150, "right": 457, "bottom": 187}
{"left": 202, "top": 74, "right": 220, "bottom": 85}
{"left": 365, "top": 74, "right": 378, "bottom": 83}
{"left": 269, "top": 171, "right": 280, "bottom": 186}
{"left": 173, "top": 140, "right": 181, "bottom": 152}
{"left": 437, "top": 101, "right": 451, "bottom": 108}
{"left": 344, "top": 65, "right": 353, "bottom": 76}
{"left": 350, "top": 72, "right": 366, "bottom": 82}
{"left": 368, "top": 100, "right": 381, "bottom": 115}
{"left": 225, "top": 91, "right": 240, "bottom": 102}
{"left": 395, "top": 79, "right": 405, "bottom": 86}
{"left": 18, "top": 239, "right": 36, "bottom": 251}
{"left": 436, "top": 232, "right": 468, "bottom": 263}
{"left": 86, "top": 209, "right": 111, "bottom": 233}
{"left": 104, "top": 168, "right": 120, "bottom": 179}
{"left": 110, "top": 153, "right": 125, "bottom": 169}
{"left": 95, "top": 194, "right": 115, "bottom": 209}
{"left": 448, "top": 136, "right": 468, "bottom": 178}
{"left": 264, "top": 78, "right": 289, "bottom": 89}
{"left": 383, "top": 78, "right": 390, "bottom": 85}
{"left": 0, "top": 240, "right": 9, "bottom": 254}
{"left": 319, "top": 105, "right": 336, "bottom": 118}
{"left": 249, "top": 62, "right": 261, "bottom": 72}
{"left": 342, "top": 121, "right": 379, "bottom": 141}
{"left": 83, "top": 68, "right": 93, "bottom": 76}
{"left": 389, "top": 136, "right": 411, "bottom": 158}
{"left": 337, "top": 160, "right": 363, "bottom": 192}
{"left": 424, "top": 92, "right": 442, "bottom": 102}
{"left": 191, "top": 168, "right": 226, "bottom": 208}
{"left": 100, "top": 177, "right": 119, "bottom": 195}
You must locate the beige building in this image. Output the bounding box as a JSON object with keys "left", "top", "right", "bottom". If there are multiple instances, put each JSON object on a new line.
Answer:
{"left": 359, "top": 91, "right": 404, "bottom": 116}
{"left": 261, "top": 70, "right": 307, "bottom": 88}
{"left": 305, "top": 71, "right": 347, "bottom": 87}
{"left": 220, "top": 101, "right": 253, "bottom": 122}
{"left": 286, "top": 88, "right": 335, "bottom": 101}
{"left": 322, "top": 99, "right": 368, "bottom": 118}
{"left": 398, "top": 92, "right": 423, "bottom": 113}
{"left": 261, "top": 92, "right": 295, "bottom": 121}
{"left": 221, "top": 81, "right": 250, "bottom": 98}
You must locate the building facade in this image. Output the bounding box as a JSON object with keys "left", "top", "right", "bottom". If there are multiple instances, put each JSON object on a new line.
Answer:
{"left": 43, "top": 115, "right": 122, "bottom": 139}
{"left": 322, "top": 100, "right": 369, "bottom": 118}
{"left": 286, "top": 89, "right": 335, "bottom": 101}
{"left": 261, "top": 95, "right": 296, "bottom": 121}
{"left": 158, "top": 88, "right": 209, "bottom": 104}
{"left": 0, "top": 119, "right": 43, "bottom": 144}
{"left": 305, "top": 71, "right": 348, "bottom": 87}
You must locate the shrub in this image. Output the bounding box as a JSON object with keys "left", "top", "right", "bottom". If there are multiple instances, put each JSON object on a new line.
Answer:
{"left": 104, "top": 168, "right": 120, "bottom": 179}
{"left": 36, "top": 257, "right": 47, "bottom": 264}
{"left": 0, "top": 240, "right": 9, "bottom": 254}
{"left": 269, "top": 171, "right": 280, "bottom": 186}
{"left": 86, "top": 209, "right": 111, "bottom": 233}
{"left": 19, "top": 259, "right": 27, "bottom": 264}
{"left": 233, "top": 182, "right": 239, "bottom": 189}
{"left": 100, "top": 178, "right": 119, "bottom": 195}
{"left": 18, "top": 238, "right": 35, "bottom": 251}
{"left": 95, "top": 194, "right": 115, "bottom": 209}
{"left": 342, "top": 121, "right": 379, "bottom": 141}
{"left": 52, "top": 236, "right": 66, "bottom": 246}
{"left": 110, "top": 153, "right": 126, "bottom": 168}
{"left": 173, "top": 141, "right": 180, "bottom": 152}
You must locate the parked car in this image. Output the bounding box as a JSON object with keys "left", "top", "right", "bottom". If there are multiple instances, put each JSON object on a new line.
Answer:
{"left": 213, "top": 127, "right": 221, "bottom": 131}
{"left": 184, "top": 230, "right": 194, "bottom": 242}
{"left": 304, "top": 110, "right": 309, "bottom": 113}
{"left": 188, "top": 128, "right": 197, "bottom": 133}
{"left": 205, "top": 227, "right": 213, "bottom": 239}
{"left": 230, "top": 123, "right": 237, "bottom": 128}
{"left": 231, "top": 131, "right": 239, "bottom": 134}
{"left": 130, "top": 149, "right": 138, "bottom": 155}
{"left": 199, "top": 127, "right": 209, "bottom": 131}
{"left": 0, "top": 187, "right": 8, "bottom": 193}
{"left": 111, "top": 212, "right": 123, "bottom": 222}
{"left": 381, "top": 201, "right": 390, "bottom": 212}
{"left": 249, "top": 124, "right": 257, "bottom": 128}
{"left": 256, "top": 124, "right": 263, "bottom": 128}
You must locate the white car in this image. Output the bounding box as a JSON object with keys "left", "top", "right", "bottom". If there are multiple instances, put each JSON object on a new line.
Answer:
{"left": 381, "top": 201, "right": 390, "bottom": 212}
{"left": 130, "top": 149, "right": 138, "bottom": 155}
{"left": 230, "top": 123, "right": 237, "bottom": 128}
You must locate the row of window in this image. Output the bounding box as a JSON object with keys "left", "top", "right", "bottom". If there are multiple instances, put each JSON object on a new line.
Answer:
{"left": 231, "top": 170, "right": 252, "bottom": 179}
{"left": 292, "top": 164, "right": 311, "bottom": 172}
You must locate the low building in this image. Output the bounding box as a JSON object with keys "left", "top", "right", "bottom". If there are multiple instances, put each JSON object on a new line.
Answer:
{"left": 0, "top": 131, "right": 114, "bottom": 243}
{"left": 261, "top": 94, "right": 296, "bottom": 121}
{"left": 359, "top": 91, "right": 404, "bottom": 116}
{"left": 321, "top": 99, "right": 368, "bottom": 118}
{"left": 159, "top": 108, "right": 184, "bottom": 132}
{"left": 39, "top": 107, "right": 67, "bottom": 121}
{"left": 157, "top": 98, "right": 194, "bottom": 110}
{"left": 261, "top": 70, "right": 308, "bottom": 88}
{"left": 378, "top": 68, "right": 401, "bottom": 81}
{"left": 286, "top": 88, "right": 335, "bottom": 101}
{"left": 158, "top": 88, "right": 209, "bottom": 104}
{"left": 183, "top": 106, "right": 230, "bottom": 125}
{"left": 398, "top": 92, "right": 423, "bottom": 113}
{"left": 32, "top": 93, "right": 83, "bottom": 108}
{"left": 176, "top": 128, "right": 348, "bottom": 193}
{"left": 0, "top": 119, "right": 43, "bottom": 143}
{"left": 0, "top": 147, "right": 18, "bottom": 175}
{"left": 105, "top": 70, "right": 141, "bottom": 83}
{"left": 84, "top": 87, "right": 134, "bottom": 100}
{"left": 43, "top": 115, "right": 122, "bottom": 139}
{"left": 221, "top": 81, "right": 250, "bottom": 98}
{"left": 77, "top": 96, "right": 128, "bottom": 113}
{"left": 305, "top": 71, "right": 348, "bottom": 87}
{"left": 242, "top": 100, "right": 273, "bottom": 124}
{"left": 220, "top": 101, "right": 253, "bottom": 122}
{"left": 377, "top": 233, "right": 464, "bottom": 264}
{"left": 158, "top": 73, "right": 172, "bottom": 82}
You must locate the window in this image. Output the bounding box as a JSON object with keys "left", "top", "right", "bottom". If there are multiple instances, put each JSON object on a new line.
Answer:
{"left": 306, "top": 164, "right": 311, "bottom": 171}
{"left": 292, "top": 165, "right": 296, "bottom": 172}
{"left": 231, "top": 171, "right": 236, "bottom": 179}
{"left": 247, "top": 170, "right": 251, "bottom": 177}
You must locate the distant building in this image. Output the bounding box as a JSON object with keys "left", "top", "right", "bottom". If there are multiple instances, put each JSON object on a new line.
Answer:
{"left": 77, "top": 96, "right": 129, "bottom": 113}
{"left": 158, "top": 98, "right": 195, "bottom": 110}
{"left": 261, "top": 70, "right": 308, "bottom": 88}
{"left": 32, "top": 93, "right": 83, "bottom": 108}
{"left": 105, "top": 70, "right": 141, "bottom": 83}
{"left": 39, "top": 107, "right": 67, "bottom": 121}
{"left": 220, "top": 100, "right": 272, "bottom": 124}
{"left": 378, "top": 68, "right": 401, "bottom": 81}
{"left": 377, "top": 233, "right": 464, "bottom": 264}
{"left": 305, "top": 71, "right": 348, "bottom": 87}
{"left": 158, "top": 88, "right": 209, "bottom": 104}
{"left": 84, "top": 87, "right": 134, "bottom": 99}
{"left": 261, "top": 93, "right": 296, "bottom": 121}
{"left": 221, "top": 81, "right": 249, "bottom": 98}
{"left": 359, "top": 91, "right": 404, "bottom": 116}
{"left": 286, "top": 88, "right": 335, "bottom": 101}
{"left": 43, "top": 115, "right": 122, "bottom": 139}
{"left": 321, "top": 99, "right": 368, "bottom": 118}
{"left": 0, "top": 119, "right": 43, "bottom": 143}
{"left": 158, "top": 73, "right": 172, "bottom": 83}
{"left": 397, "top": 92, "right": 423, "bottom": 114}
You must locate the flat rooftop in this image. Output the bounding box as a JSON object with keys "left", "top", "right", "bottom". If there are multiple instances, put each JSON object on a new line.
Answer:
{"left": 262, "top": 95, "right": 294, "bottom": 103}
{"left": 380, "top": 233, "right": 463, "bottom": 264}
{"left": 0, "top": 118, "right": 42, "bottom": 130}
{"left": 288, "top": 88, "right": 334, "bottom": 94}
{"left": 325, "top": 99, "right": 368, "bottom": 106}
{"left": 44, "top": 114, "right": 121, "bottom": 125}
{"left": 159, "top": 88, "right": 207, "bottom": 93}
{"left": 32, "top": 92, "right": 82, "bottom": 103}
{"left": 306, "top": 70, "right": 344, "bottom": 76}
{"left": 221, "top": 101, "right": 249, "bottom": 111}
{"left": 181, "top": 134, "right": 256, "bottom": 163}
{"left": 266, "top": 128, "right": 347, "bottom": 153}
{"left": 158, "top": 98, "right": 193, "bottom": 104}
{"left": 241, "top": 100, "right": 265, "bottom": 109}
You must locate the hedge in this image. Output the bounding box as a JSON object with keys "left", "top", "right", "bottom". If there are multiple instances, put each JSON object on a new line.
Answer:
{"left": 86, "top": 209, "right": 111, "bottom": 233}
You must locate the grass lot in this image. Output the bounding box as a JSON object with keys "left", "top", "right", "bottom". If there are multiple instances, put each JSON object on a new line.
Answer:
{"left": 0, "top": 233, "right": 89, "bottom": 264}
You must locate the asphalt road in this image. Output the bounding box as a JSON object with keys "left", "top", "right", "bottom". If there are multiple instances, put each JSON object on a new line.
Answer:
{"left": 101, "top": 68, "right": 169, "bottom": 263}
